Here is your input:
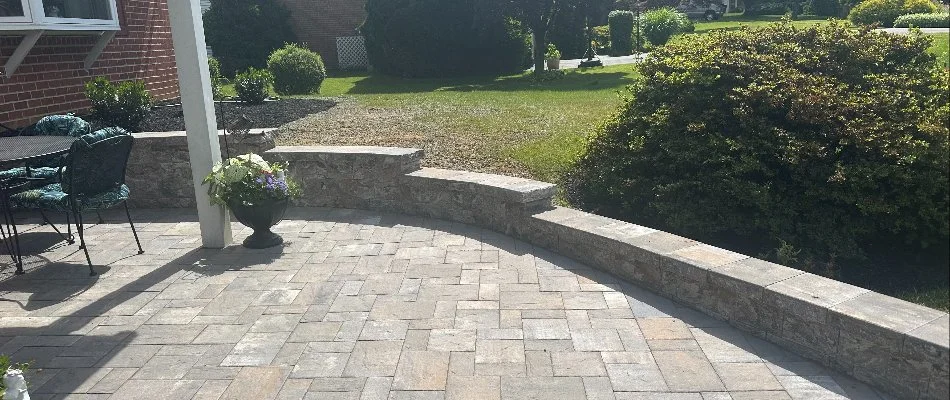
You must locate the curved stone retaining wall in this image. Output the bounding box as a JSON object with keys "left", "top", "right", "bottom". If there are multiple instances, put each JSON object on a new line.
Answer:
{"left": 124, "top": 132, "right": 949, "bottom": 399}
{"left": 265, "top": 145, "right": 948, "bottom": 400}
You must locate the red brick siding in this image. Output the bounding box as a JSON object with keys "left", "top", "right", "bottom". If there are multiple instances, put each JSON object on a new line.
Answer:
{"left": 0, "top": 0, "right": 179, "bottom": 129}
{"left": 278, "top": 0, "right": 366, "bottom": 69}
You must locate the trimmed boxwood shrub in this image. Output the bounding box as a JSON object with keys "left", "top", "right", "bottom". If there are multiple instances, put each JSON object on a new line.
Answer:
{"left": 203, "top": 0, "right": 296, "bottom": 77}
{"left": 234, "top": 68, "right": 272, "bottom": 105}
{"left": 361, "top": 0, "right": 530, "bottom": 78}
{"left": 565, "top": 21, "right": 949, "bottom": 276}
{"left": 849, "top": 0, "right": 939, "bottom": 26}
{"left": 267, "top": 44, "right": 327, "bottom": 95}
{"left": 642, "top": 7, "right": 692, "bottom": 46}
{"left": 608, "top": 10, "right": 635, "bottom": 55}
{"left": 84, "top": 77, "right": 153, "bottom": 132}
{"left": 894, "top": 12, "right": 950, "bottom": 27}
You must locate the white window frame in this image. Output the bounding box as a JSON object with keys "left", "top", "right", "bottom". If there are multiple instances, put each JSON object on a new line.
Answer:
{"left": 1, "top": 0, "right": 120, "bottom": 31}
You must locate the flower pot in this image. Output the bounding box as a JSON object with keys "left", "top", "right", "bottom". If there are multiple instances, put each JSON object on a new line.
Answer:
{"left": 228, "top": 198, "right": 288, "bottom": 248}
{"left": 546, "top": 58, "right": 560, "bottom": 70}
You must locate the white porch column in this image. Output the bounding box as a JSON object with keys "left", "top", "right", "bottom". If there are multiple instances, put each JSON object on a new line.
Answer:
{"left": 167, "top": 0, "right": 231, "bottom": 248}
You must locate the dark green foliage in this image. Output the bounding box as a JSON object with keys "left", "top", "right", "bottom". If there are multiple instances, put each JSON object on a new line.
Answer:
{"left": 592, "top": 25, "right": 611, "bottom": 53}
{"left": 566, "top": 22, "right": 949, "bottom": 278}
{"left": 894, "top": 12, "right": 950, "bottom": 27}
{"left": 267, "top": 44, "right": 327, "bottom": 95}
{"left": 234, "top": 68, "right": 273, "bottom": 105}
{"left": 208, "top": 57, "right": 225, "bottom": 100}
{"left": 84, "top": 77, "right": 153, "bottom": 132}
{"left": 548, "top": 3, "right": 588, "bottom": 59}
{"left": 642, "top": 8, "right": 691, "bottom": 46}
{"left": 848, "top": 0, "right": 938, "bottom": 26}
{"left": 808, "top": 0, "right": 842, "bottom": 16}
{"left": 608, "top": 10, "right": 635, "bottom": 55}
{"left": 362, "top": 0, "right": 531, "bottom": 78}
{"left": 203, "top": 0, "right": 296, "bottom": 77}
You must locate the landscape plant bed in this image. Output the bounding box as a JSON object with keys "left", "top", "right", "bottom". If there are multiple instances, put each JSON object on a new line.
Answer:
{"left": 134, "top": 98, "right": 336, "bottom": 133}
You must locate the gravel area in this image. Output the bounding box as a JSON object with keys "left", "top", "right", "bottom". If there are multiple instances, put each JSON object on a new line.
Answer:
{"left": 273, "top": 98, "right": 531, "bottom": 178}
{"left": 137, "top": 98, "right": 336, "bottom": 132}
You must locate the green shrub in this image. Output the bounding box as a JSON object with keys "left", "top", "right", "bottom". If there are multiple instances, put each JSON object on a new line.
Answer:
{"left": 808, "top": 0, "right": 842, "bottom": 16}
{"left": 208, "top": 56, "right": 225, "bottom": 100}
{"left": 902, "top": 0, "right": 939, "bottom": 14}
{"left": 548, "top": 2, "right": 589, "bottom": 59}
{"left": 745, "top": 0, "right": 793, "bottom": 15}
{"left": 608, "top": 10, "right": 635, "bottom": 55}
{"left": 642, "top": 7, "right": 691, "bottom": 46}
{"left": 849, "top": 0, "right": 904, "bottom": 25}
{"left": 84, "top": 77, "right": 153, "bottom": 132}
{"left": 266, "top": 44, "right": 327, "bottom": 95}
{"left": 565, "top": 21, "right": 949, "bottom": 276}
{"left": 234, "top": 68, "right": 272, "bottom": 104}
{"left": 849, "top": 0, "right": 938, "bottom": 26}
{"left": 361, "top": 0, "right": 530, "bottom": 78}
{"left": 894, "top": 12, "right": 950, "bottom": 27}
{"left": 203, "top": 0, "right": 296, "bottom": 77}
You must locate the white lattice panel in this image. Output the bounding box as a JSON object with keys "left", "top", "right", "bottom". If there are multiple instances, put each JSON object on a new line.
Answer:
{"left": 337, "top": 36, "right": 369, "bottom": 70}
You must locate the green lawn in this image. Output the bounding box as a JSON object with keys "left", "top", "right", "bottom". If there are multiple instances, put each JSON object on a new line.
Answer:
{"left": 281, "top": 66, "right": 640, "bottom": 183}
{"left": 691, "top": 14, "right": 833, "bottom": 33}
{"left": 928, "top": 33, "right": 949, "bottom": 68}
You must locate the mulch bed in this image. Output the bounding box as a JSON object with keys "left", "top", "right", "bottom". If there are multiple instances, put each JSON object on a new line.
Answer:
{"left": 137, "top": 98, "right": 336, "bottom": 132}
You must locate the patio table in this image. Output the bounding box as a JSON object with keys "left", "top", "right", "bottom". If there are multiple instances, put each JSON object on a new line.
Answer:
{"left": 0, "top": 136, "right": 76, "bottom": 274}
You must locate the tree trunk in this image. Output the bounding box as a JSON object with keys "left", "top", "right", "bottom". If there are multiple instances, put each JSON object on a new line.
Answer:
{"left": 533, "top": 31, "right": 546, "bottom": 74}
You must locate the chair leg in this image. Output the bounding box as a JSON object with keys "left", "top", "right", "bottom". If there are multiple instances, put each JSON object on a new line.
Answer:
{"left": 1, "top": 204, "right": 24, "bottom": 275}
{"left": 74, "top": 211, "right": 94, "bottom": 276}
{"left": 124, "top": 202, "right": 144, "bottom": 255}
{"left": 65, "top": 212, "right": 74, "bottom": 244}
{"left": 96, "top": 211, "right": 104, "bottom": 224}
{"left": 39, "top": 209, "right": 73, "bottom": 244}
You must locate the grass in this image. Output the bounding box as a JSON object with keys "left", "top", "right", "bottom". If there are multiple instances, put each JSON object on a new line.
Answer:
{"left": 289, "top": 66, "right": 640, "bottom": 183}
{"left": 691, "top": 13, "right": 833, "bottom": 33}
{"left": 928, "top": 33, "right": 950, "bottom": 68}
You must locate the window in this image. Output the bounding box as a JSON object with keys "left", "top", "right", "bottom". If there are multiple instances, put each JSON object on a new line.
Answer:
{"left": 42, "top": 0, "right": 112, "bottom": 20}
{"left": 1, "top": 0, "right": 119, "bottom": 29}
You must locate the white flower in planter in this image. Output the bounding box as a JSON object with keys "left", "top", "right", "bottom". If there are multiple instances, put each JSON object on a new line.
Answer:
{"left": 3, "top": 369, "right": 30, "bottom": 400}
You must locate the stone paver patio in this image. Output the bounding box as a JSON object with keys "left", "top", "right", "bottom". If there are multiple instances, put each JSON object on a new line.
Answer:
{"left": 0, "top": 208, "right": 890, "bottom": 399}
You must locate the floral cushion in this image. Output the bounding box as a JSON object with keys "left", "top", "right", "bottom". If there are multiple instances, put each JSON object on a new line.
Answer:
{"left": 9, "top": 183, "right": 130, "bottom": 212}
{"left": 30, "top": 115, "right": 91, "bottom": 137}
{"left": 0, "top": 167, "right": 60, "bottom": 181}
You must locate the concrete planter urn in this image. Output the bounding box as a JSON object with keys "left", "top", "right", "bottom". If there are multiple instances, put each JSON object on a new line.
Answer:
{"left": 546, "top": 57, "right": 560, "bottom": 70}
{"left": 229, "top": 198, "right": 288, "bottom": 248}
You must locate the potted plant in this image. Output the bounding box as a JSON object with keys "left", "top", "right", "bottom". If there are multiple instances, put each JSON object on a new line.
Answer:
{"left": 203, "top": 154, "right": 300, "bottom": 248}
{"left": 1, "top": 355, "right": 29, "bottom": 400}
{"left": 545, "top": 44, "right": 562, "bottom": 70}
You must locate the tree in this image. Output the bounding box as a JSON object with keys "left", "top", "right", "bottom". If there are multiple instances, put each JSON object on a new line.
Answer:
{"left": 203, "top": 0, "right": 297, "bottom": 77}
{"left": 507, "top": 0, "right": 581, "bottom": 74}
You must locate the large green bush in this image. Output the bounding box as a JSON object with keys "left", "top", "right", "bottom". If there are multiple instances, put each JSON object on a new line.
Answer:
{"left": 203, "top": 0, "right": 296, "bottom": 77}
{"left": 84, "top": 77, "right": 153, "bottom": 132}
{"left": 361, "top": 0, "right": 530, "bottom": 78}
{"left": 849, "top": 0, "right": 938, "bottom": 26}
{"left": 642, "top": 8, "right": 692, "bottom": 46}
{"left": 565, "top": 22, "right": 949, "bottom": 275}
{"left": 267, "top": 44, "right": 327, "bottom": 95}
{"left": 894, "top": 12, "right": 950, "bottom": 27}
{"left": 234, "top": 68, "right": 272, "bottom": 105}
{"left": 608, "top": 10, "right": 635, "bottom": 55}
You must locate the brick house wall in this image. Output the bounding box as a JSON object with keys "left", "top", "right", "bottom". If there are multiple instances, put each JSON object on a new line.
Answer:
{"left": 0, "top": 0, "right": 179, "bottom": 129}
{"left": 278, "top": 0, "right": 366, "bottom": 69}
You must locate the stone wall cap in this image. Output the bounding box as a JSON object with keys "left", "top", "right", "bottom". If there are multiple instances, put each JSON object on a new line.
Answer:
{"left": 625, "top": 231, "right": 697, "bottom": 255}
{"left": 133, "top": 128, "right": 276, "bottom": 139}
{"left": 669, "top": 244, "right": 749, "bottom": 271}
{"left": 408, "top": 168, "right": 556, "bottom": 203}
{"left": 269, "top": 145, "right": 423, "bottom": 156}
{"left": 906, "top": 314, "right": 950, "bottom": 348}
{"left": 765, "top": 273, "right": 869, "bottom": 309}
{"left": 712, "top": 257, "right": 804, "bottom": 287}
{"left": 831, "top": 291, "right": 948, "bottom": 335}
